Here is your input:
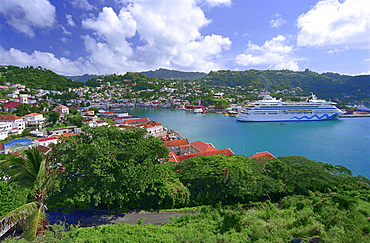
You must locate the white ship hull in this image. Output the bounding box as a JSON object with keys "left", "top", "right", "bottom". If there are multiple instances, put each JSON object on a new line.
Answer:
{"left": 236, "top": 112, "right": 342, "bottom": 122}
{"left": 236, "top": 94, "right": 344, "bottom": 122}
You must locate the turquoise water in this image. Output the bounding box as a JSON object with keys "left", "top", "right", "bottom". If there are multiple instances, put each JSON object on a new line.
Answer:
{"left": 127, "top": 108, "right": 370, "bottom": 178}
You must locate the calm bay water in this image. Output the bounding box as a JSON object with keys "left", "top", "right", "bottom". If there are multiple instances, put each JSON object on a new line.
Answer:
{"left": 127, "top": 108, "right": 370, "bottom": 178}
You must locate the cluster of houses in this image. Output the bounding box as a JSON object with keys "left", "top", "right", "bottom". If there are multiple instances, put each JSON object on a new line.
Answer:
{"left": 0, "top": 108, "right": 275, "bottom": 163}
{"left": 0, "top": 82, "right": 277, "bottom": 161}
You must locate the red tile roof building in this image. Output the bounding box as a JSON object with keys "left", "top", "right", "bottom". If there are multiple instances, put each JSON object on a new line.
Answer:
{"left": 174, "top": 148, "right": 235, "bottom": 162}
{"left": 248, "top": 151, "right": 276, "bottom": 161}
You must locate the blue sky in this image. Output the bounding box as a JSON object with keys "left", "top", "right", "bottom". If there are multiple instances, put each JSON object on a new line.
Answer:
{"left": 0, "top": 0, "right": 369, "bottom": 76}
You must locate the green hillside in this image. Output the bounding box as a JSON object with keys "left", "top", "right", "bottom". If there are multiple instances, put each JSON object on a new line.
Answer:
{"left": 141, "top": 68, "right": 207, "bottom": 80}
{"left": 0, "top": 65, "right": 83, "bottom": 91}
{"left": 205, "top": 69, "right": 369, "bottom": 102}
{"left": 64, "top": 74, "right": 98, "bottom": 82}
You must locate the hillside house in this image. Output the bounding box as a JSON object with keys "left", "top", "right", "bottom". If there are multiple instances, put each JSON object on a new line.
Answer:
{"left": 0, "top": 138, "right": 33, "bottom": 154}
{"left": 0, "top": 114, "right": 25, "bottom": 135}
{"left": 48, "top": 126, "right": 77, "bottom": 135}
{"left": 22, "top": 113, "right": 46, "bottom": 128}
{"left": 2, "top": 101, "right": 21, "bottom": 112}
{"left": 174, "top": 148, "right": 235, "bottom": 162}
{"left": 35, "top": 137, "right": 58, "bottom": 147}
{"left": 163, "top": 139, "right": 190, "bottom": 155}
{"left": 53, "top": 105, "right": 69, "bottom": 114}
{"left": 189, "top": 141, "right": 218, "bottom": 154}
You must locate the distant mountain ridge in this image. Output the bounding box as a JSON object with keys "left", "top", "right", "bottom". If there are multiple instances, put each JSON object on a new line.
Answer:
{"left": 64, "top": 74, "right": 99, "bottom": 82}
{"left": 141, "top": 68, "right": 207, "bottom": 80}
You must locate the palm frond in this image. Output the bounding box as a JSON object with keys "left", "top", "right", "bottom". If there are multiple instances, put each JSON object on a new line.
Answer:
{"left": 0, "top": 202, "right": 38, "bottom": 238}
{"left": 24, "top": 207, "right": 45, "bottom": 241}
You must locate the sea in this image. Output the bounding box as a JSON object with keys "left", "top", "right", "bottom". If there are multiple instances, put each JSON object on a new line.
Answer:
{"left": 126, "top": 108, "right": 370, "bottom": 179}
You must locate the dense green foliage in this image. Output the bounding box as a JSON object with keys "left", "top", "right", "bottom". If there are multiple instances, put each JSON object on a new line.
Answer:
{"left": 0, "top": 181, "right": 30, "bottom": 216}
{"left": 64, "top": 74, "right": 98, "bottom": 82}
{"left": 85, "top": 72, "right": 159, "bottom": 91}
{"left": 0, "top": 147, "right": 57, "bottom": 241}
{"left": 176, "top": 155, "right": 359, "bottom": 206}
{"left": 49, "top": 126, "right": 189, "bottom": 210}
{"left": 7, "top": 191, "right": 369, "bottom": 242}
{"left": 0, "top": 66, "right": 83, "bottom": 91}
{"left": 205, "top": 69, "right": 370, "bottom": 102}
{"left": 1, "top": 136, "right": 369, "bottom": 241}
{"left": 141, "top": 68, "right": 206, "bottom": 80}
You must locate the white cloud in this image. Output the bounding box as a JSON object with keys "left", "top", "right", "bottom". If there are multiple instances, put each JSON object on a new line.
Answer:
{"left": 203, "top": 0, "right": 231, "bottom": 7}
{"left": 327, "top": 46, "right": 349, "bottom": 54}
{"left": 0, "top": 0, "right": 232, "bottom": 75}
{"left": 70, "top": 0, "right": 96, "bottom": 11}
{"left": 80, "top": 0, "right": 231, "bottom": 73}
{"left": 60, "top": 25, "right": 72, "bottom": 35}
{"left": 236, "top": 35, "right": 299, "bottom": 71}
{"left": 270, "top": 13, "right": 287, "bottom": 28}
{"left": 0, "top": 46, "right": 81, "bottom": 76}
{"left": 66, "top": 14, "right": 76, "bottom": 27}
{"left": 0, "top": 0, "right": 56, "bottom": 38}
{"left": 297, "top": 0, "right": 370, "bottom": 47}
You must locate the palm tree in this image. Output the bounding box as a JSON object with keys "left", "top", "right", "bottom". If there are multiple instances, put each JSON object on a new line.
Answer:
{"left": 0, "top": 146, "right": 55, "bottom": 241}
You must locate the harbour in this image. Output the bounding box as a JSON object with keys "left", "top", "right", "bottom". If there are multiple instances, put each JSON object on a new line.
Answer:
{"left": 126, "top": 108, "right": 370, "bottom": 179}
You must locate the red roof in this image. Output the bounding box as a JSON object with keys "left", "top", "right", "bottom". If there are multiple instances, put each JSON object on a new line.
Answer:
{"left": 0, "top": 114, "right": 22, "bottom": 121}
{"left": 24, "top": 113, "right": 42, "bottom": 117}
{"left": 164, "top": 139, "right": 189, "bottom": 147}
{"left": 176, "top": 148, "right": 235, "bottom": 162}
{"left": 2, "top": 101, "right": 21, "bottom": 108}
{"left": 61, "top": 132, "right": 77, "bottom": 137}
{"left": 38, "top": 145, "right": 52, "bottom": 153}
{"left": 248, "top": 151, "right": 276, "bottom": 160}
{"left": 190, "top": 141, "right": 218, "bottom": 152}
{"left": 36, "top": 137, "right": 57, "bottom": 142}
{"left": 121, "top": 118, "right": 149, "bottom": 124}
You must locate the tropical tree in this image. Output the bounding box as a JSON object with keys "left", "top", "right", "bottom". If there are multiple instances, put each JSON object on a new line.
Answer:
{"left": 49, "top": 126, "right": 188, "bottom": 210}
{"left": 0, "top": 146, "right": 56, "bottom": 241}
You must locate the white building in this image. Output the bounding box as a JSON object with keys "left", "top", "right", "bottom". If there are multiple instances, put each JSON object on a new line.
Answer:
{"left": 22, "top": 113, "right": 46, "bottom": 128}
{"left": 0, "top": 114, "right": 25, "bottom": 135}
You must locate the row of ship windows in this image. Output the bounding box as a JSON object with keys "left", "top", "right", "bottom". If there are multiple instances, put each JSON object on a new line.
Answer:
{"left": 260, "top": 106, "right": 320, "bottom": 108}
{"left": 252, "top": 111, "right": 329, "bottom": 115}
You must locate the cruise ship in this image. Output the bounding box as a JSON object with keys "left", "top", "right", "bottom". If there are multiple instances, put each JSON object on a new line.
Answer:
{"left": 236, "top": 94, "right": 344, "bottom": 122}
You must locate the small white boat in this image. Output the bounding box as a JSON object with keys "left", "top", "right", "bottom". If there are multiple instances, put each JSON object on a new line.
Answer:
{"left": 193, "top": 108, "right": 204, "bottom": 113}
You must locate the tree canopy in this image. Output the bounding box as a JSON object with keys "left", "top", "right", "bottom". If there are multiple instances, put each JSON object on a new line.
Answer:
{"left": 49, "top": 126, "right": 188, "bottom": 210}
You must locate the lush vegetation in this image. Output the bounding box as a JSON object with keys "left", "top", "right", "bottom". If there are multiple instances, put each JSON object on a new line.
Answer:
{"left": 4, "top": 193, "right": 370, "bottom": 242}
{"left": 0, "top": 123, "right": 368, "bottom": 242}
{"left": 0, "top": 66, "right": 83, "bottom": 91}
{"left": 204, "top": 69, "right": 369, "bottom": 102}
{"left": 141, "top": 68, "right": 206, "bottom": 80}
{"left": 48, "top": 126, "right": 188, "bottom": 211}
{"left": 0, "top": 147, "right": 57, "bottom": 241}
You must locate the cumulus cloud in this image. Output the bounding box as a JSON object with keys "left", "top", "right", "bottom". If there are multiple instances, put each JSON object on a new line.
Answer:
{"left": 0, "top": 46, "right": 81, "bottom": 75}
{"left": 235, "top": 35, "right": 299, "bottom": 71}
{"left": 297, "top": 0, "right": 370, "bottom": 47}
{"left": 80, "top": 0, "right": 231, "bottom": 73}
{"left": 0, "top": 0, "right": 56, "bottom": 37}
{"left": 270, "top": 13, "right": 287, "bottom": 28}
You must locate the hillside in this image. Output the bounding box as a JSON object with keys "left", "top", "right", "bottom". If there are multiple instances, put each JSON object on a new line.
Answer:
{"left": 141, "top": 68, "right": 207, "bottom": 80}
{"left": 0, "top": 65, "right": 83, "bottom": 91}
{"left": 205, "top": 69, "right": 370, "bottom": 102}
{"left": 64, "top": 74, "right": 98, "bottom": 82}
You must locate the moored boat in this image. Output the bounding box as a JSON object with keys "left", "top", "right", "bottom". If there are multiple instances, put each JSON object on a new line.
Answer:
{"left": 236, "top": 93, "right": 344, "bottom": 122}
